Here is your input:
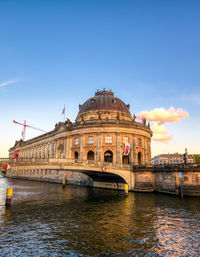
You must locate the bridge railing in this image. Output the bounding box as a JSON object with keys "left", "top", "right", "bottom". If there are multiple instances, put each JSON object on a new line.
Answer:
{"left": 1, "top": 157, "right": 136, "bottom": 171}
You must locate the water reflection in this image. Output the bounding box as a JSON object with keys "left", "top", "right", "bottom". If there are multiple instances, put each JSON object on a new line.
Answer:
{"left": 0, "top": 178, "right": 199, "bottom": 256}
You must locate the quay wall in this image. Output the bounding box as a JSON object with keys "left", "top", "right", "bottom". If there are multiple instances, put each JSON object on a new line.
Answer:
{"left": 6, "top": 166, "right": 93, "bottom": 187}
{"left": 3, "top": 162, "right": 200, "bottom": 197}
{"left": 132, "top": 165, "right": 200, "bottom": 197}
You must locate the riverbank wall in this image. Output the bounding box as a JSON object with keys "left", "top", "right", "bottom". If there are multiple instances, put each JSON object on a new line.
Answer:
{"left": 3, "top": 162, "right": 200, "bottom": 197}
{"left": 132, "top": 164, "right": 200, "bottom": 197}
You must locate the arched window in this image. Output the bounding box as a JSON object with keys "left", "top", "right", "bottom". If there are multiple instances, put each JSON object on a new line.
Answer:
{"left": 104, "top": 150, "right": 113, "bottom": 163}
{"left": 75, "top": 151, "right": 79, "bottom": 160}
{"left": 123, "top": 155, "right": 129, "bottom": 165}
{"left": 138, "top": 152, "right": 142, "bottom": 165}
{"left": 87, "top": 150, "right": 94, "bottom": 160}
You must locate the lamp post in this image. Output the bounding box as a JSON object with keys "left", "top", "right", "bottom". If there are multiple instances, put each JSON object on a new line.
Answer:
{"left": 183, "top": 148, "right": 188, "bottom": 164}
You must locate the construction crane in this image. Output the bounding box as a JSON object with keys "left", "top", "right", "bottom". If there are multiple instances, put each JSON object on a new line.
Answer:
{"left": 13, "top": 120, "right": 46, "bottom": 141}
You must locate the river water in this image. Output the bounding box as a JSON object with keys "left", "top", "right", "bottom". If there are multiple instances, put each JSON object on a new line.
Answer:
{"left": 0, "top": 178, "right": 199, "bottom": 257}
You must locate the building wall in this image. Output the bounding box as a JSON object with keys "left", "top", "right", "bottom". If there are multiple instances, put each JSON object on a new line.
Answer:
{"left": 152, "top": 154, "right": 195, "bottom": 165}
{"left": 9, "top": 124, "right": 152, "bottom": 168}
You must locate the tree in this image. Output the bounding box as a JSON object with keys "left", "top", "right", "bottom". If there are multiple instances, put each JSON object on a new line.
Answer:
{"left": 194, "top": 155, "right": 200, "bottom": 164}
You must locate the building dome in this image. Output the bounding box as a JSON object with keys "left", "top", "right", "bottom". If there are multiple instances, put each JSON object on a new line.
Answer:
{"left": 78, "top": 90, "right": 131, "bottom": 115}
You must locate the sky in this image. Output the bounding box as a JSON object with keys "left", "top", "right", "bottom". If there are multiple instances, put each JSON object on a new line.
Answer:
{"left": 0, "top": 0, "right": 200, "bottom": 157}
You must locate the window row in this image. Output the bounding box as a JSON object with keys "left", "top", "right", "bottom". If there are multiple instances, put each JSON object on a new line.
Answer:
{"left": 74, "top": 136, "right": 146, "bottom": 145}
{"left": 74, "top": 150, "right": 143, "bottom": 165}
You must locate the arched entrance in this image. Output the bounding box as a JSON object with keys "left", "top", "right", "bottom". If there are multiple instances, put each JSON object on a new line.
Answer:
{"left": 138, "top": 152, "right": 142, "bottom": 165}
{"left": 74, "top": 151, "right": 79, "bottom": 162}
{"left": 104, "top": 150, "right": 113, "bottom": 163}
{"left": 87, "top": 150, "right": 94, "bottom": 161}
{"left": 122, "top": 155, "right": 129, "bottom": 165}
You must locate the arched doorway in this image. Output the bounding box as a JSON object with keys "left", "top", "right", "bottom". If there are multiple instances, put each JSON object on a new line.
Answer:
{"left": 87, "top": 150, "right": 94, "bottom": 161}
{"left": 74, "top": 151, "right": 79, "bottom": 162}
{"left": 123, "top": 155, "right": 129, "bottom": 165}
{"left": 138, "top": 152, "right": 142, "bottom": 165}
{"left": 104, "top": 150, "right": 113, "bottom": 163}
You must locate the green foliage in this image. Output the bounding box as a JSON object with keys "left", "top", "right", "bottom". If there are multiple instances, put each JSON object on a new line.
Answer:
{"left": 194, "top": 155, "right": 200, "bottom": 164}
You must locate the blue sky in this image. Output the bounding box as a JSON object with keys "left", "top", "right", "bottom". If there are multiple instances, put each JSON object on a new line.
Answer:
{"left": 0, "top": 0, "right": 200, "bottom": 157}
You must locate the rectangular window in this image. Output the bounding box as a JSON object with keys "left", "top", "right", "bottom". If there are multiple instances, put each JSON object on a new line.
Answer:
{"left": 123, "top": 136, "right": 129, "bottom": 143}
{"left": 105, "top": 136, "right": 112, "bottom": 144}
{"left": 75, "top": 138, "right": 79, "bottom": 145}
{"left": 138, "top": 138, "right": 142, "bottom": 146}
{"left": 88, "top": 136, "right": 94, "bottom": 144}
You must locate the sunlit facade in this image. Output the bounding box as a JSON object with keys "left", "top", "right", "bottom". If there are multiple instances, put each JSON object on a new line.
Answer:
{"left": 9, "top": 90, "right": 152, "bottom": 169}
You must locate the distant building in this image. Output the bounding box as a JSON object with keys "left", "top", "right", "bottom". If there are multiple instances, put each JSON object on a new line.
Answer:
{"left": 152, "top": 154, "right": 195, "bottom": 165}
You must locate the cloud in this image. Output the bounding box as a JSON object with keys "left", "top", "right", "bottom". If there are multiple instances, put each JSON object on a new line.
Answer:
{"left": 0, "top": 79, "right": 19, "bottom": 87}
{"left": 136, "top": 107, "right": 189, "bottom": 143}
{"left": 151, "top": 122, "right": 173, "bottom": 143}
{"left": 136, "top": 107, "right": 189, "bottom": 124}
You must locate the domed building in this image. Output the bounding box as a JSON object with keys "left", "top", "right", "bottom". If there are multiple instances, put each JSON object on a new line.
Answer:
{"left": 9, "top": 89, "right": 152, "bottom": 169}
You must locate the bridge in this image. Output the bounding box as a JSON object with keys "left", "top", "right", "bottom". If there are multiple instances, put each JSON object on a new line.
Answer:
{"left": 0, "top": 157, "right": 132, "bottom": 190}
{"left": 1, "top": 158, "right": 200, "bottom": 196}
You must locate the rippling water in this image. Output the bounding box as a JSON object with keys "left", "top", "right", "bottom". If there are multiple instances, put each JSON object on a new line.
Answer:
{"left": 0, "top": 178, "right": 199, "bottom": 256}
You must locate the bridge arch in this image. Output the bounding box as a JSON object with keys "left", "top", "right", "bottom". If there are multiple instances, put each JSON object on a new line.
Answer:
{"left": 80, "top": 170, "right": 128, "bottom": 189}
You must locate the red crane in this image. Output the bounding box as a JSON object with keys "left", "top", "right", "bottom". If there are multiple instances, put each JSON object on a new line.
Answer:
{"left": 13, "top": 120, "right": 46, "bottom": 141}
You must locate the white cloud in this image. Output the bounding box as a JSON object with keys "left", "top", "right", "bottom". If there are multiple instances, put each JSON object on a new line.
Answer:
{"left": 136, "top": 107, "right": 189, "bottom": 143}
{"left": 0, "top": 79, "right": 19, "bottom": 87}
{"left": 151, "top": 122, "right": 173, "bottom": 143}
{"left": 136, "top": 107, "right": 189, "bottom": 124}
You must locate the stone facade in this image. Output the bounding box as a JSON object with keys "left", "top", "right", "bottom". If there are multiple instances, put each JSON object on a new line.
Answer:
{"left": 9, "top": 90, "right": 152, "bottom": 168}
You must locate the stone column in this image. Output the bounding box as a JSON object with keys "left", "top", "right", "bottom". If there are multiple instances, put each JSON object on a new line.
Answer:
{"left": 69, "top": 136, "right": 72, "bottom": 159}
{"left": 55, "top": 141, "right": 58, "bottom": 158}
{"left": 96, "top": 133, "right": 101, "bottom": 162}
{"left": 149, "top": 138, "right": 152, "bottom": 164}
{"left": 80, "top": 134, "right": 84, "bottom": 161}
{"left": 115, "top": 132, "right": 122, "bottom": 166}
{"left": 115, "top": 132, "right": 120, "bottom": 165}
{"left": 63, "top": 137, "right": 67, "bottom": 158}
{"left": 100, "top": 133, "right": 103, "bottom": 162}
{"left": 132, "top": 134, "right": 137, "bottom": 165}
{"left": 144, "top": 137, "right": 147, "bottom": 165}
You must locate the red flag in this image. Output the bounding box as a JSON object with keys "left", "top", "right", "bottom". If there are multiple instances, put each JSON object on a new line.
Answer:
{"left": 61, "top": 106, "right": 65, "bottom": 115}
{"left": 4, "top": 164, "right": 10, "bottom": 170}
